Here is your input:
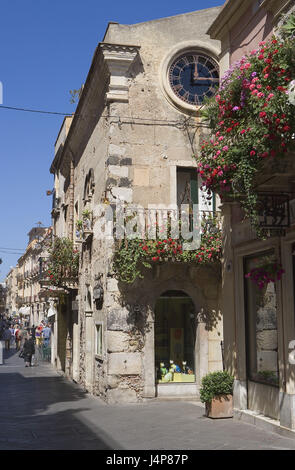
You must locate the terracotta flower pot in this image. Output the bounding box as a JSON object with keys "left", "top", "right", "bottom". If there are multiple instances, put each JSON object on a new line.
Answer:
{"left": 205, "top": 394, "right": 233, "bottom": 419}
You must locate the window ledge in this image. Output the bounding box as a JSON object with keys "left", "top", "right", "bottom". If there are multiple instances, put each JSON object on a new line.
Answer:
{"left": 95, "top": 354, "right": 104, "bottom": 362}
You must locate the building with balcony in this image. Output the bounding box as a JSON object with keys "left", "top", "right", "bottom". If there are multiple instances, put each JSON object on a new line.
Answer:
{"left": 207, "top": 0, "right": 295, "bottom": 431}
{"left": 16, "top": 226, "right": 52, "bottom": 326}
{"left": 0, "top": 283, "right": 6, "bottom": 314}
{"left": 5, "top": 267, "right": 18, "bottom": 317}
{"left": 49, "top": 6, "right": 225, "bottom": 403}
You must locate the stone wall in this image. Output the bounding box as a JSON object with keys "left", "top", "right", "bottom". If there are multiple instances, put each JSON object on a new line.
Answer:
{"left": 63, "top": 7, "right": 223, "bottom": 401}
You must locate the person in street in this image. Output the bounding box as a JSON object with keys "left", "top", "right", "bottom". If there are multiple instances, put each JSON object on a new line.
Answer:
{"left": 30, "top": 325, "right": 36, "bottom": 339}
{"left": 21, "top": 333, "right": 35, "bottom": 367}
{"left": 17, "top": 325, "right": 26, "bottom": 351}
{"left": 3, "top": 326, "right": 12, "bottom": 350}
{"left": 14, "top": 325, "right": 20, "bottom": 350}
{"left": 35, "top": 326, "right": 43, "bottom": 347}
{"left": 9, "top": 325, "right": 15, "bottom": 348}
{"left": 42, "top": 324, "right": 51, "bottom": 347}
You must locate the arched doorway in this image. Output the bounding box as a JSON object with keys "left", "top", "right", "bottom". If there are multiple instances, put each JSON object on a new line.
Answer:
{"left": 154, "top": 290, "right": 197, "bottom": 395}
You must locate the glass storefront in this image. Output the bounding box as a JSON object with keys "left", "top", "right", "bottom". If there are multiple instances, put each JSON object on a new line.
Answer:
{"left": 244, "top": 251, "right": 279, "bottom": 386}
{"left": 155, "top": 291, "right": 196, "bottom": 384}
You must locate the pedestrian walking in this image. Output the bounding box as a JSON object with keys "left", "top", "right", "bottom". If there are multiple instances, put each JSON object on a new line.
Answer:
{"left": 30, "top": 325, "right": 36, "bottom": 339}
{"left": 21, "top": 334, "right": 35, "bottom": 367}
{"left": 35, "top": 326, "right": 43, "bottom": 347}
{"left": 3, "top": 326, "right": 12, "bottom": 351}
{"left": 9, "top": 325, "right": 15, "bottom": 348}
{"left": 16, "top": 325, "right": 26, "bottom": 351}
{"left": 42, "top": 324, "right": 51, "bottom": 347}
{"left": 15, "top": 325, "right": 22, "bottom": 350}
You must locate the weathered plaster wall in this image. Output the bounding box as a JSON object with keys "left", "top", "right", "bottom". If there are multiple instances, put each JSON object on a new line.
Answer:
{"left": 71, "top": 7, "right": 223, "bottom": 401}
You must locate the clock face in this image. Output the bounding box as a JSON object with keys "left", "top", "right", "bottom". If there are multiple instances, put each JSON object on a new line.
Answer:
{"left": 169, "top": 53, "right": 219, "bottom": 106}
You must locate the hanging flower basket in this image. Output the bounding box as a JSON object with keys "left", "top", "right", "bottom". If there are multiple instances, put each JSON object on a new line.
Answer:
{"left": 245, "top": 258, "right": 285, "bottom": 289}
{"left": 196, "top": 22, "right": 295, "bottom": 232}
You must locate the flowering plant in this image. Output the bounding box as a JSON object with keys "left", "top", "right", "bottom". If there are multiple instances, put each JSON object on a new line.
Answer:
{"left": 245, "top": 256, "right": 285, "bottom": 289}
{"left": 47, "top": 237, "right": 79, "bottom": 287}
{"left": 196, "top": 34, "right": 295, "bottom": 230}
{"left": 113, "top": 214, "right": 222, "bottom": 283}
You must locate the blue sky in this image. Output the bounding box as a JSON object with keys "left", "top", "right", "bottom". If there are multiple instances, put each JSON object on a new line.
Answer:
{"left": 0, "top": 0, "right": 222, "bottom": 282}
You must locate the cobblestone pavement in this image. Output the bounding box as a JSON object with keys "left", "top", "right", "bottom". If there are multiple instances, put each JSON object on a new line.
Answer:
{"left": 1, "top": 349, "right": 295, "bottom": 450}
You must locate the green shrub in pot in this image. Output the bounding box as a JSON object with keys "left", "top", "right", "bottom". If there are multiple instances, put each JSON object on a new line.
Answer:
{"left": 200, "top": 371, "right": 234, "bottom": 403}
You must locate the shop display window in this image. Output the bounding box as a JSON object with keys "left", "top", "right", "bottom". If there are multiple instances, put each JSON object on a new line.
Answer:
{"left": 155, "top": 291, "right": 196, "bottom": 384}
{"left": 244, "top": 251, "right": 279, "bottom": 386}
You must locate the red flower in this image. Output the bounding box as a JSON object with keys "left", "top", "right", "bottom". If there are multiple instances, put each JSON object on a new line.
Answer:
{"left": 259, "top": 111, "right": 267, "bottom": 118}
{"left": 283, "top": 125, "right": 291, "bottom": 132}
{"left": 250, "top": 150, "right": 256, "bottom": 156}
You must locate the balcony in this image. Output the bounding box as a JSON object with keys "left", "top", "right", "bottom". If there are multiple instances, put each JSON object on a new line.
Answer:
{"left": 39, "top": 243, "right": 78, "bottom": 290}
{"left": 113, "top": 207, "right": 222, "bottom": 283}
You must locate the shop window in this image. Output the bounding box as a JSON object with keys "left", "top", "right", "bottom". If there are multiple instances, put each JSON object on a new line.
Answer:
{"left": 244, "top": 251, "right": 279, "bottom": 386}
{"left": 155, "top": 291, "right": 196, "bottom": 384}
{"left": 95, "top": 323, "right": 103, "bottom": 357}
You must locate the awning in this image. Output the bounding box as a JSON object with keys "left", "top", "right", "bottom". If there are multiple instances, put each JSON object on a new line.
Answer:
{"left": 18, "top": 307, "right": 31, "bottom": 316}
{"left": 47, "top": 306, "right": 57, "bottom": 318}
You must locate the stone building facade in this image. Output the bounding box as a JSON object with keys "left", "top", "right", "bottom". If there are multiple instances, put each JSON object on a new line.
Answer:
{"left": 49, "top": 6, "right": 225, "bottom": 402}
{"left": 5, "top": 267, "right": 18, "bottom": 317}
{"left": 15, "top": 227, "right": 52, "bottom": 325}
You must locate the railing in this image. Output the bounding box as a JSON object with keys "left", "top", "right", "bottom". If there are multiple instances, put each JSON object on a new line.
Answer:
{"left": 35, "top": 343, "right": 51, "bottom": 363}
{"left": 112, "top": 207, "right": 221, "bottom": 241}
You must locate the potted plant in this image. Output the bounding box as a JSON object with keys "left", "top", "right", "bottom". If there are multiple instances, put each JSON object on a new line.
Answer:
{"left": 200, "top": 371, "right": 234, "bottom": 419}
{"left": 82, "top": 209, "right": 92, "bottom": 231}
{"left": 75, "top": 220, "right": 83, "bottom": 242}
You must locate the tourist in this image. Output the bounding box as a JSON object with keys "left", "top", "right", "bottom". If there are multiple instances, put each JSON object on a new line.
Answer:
{"left": 42, "top": 324, "right": 51, "bottom": 347}
{"left": 3, "top": 326, "right": 12, "bottom": 351}
{"left": 21, "top": 333, "right": 35, "bottom": 367}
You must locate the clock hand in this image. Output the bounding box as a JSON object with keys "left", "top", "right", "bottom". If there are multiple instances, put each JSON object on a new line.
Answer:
{"left": 194, "top": 63, "right": 198, "bottom": 80}
{"left": 190, "top": 64, "right": 195, "bottom": 85}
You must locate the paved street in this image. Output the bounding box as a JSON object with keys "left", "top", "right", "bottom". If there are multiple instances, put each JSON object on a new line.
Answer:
{"left": 1, "top": 349, "right": 295, "bottom": 450}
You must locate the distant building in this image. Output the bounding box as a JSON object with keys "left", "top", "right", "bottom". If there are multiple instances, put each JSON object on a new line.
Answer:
{"left": 5, "top": 268, "right": 18, "bottom": 317}
{"left": 15, "top": 227, "right": 52, "bottom": 325}
{"left": 0, "top": 283, "right": 6, "bottom": 314}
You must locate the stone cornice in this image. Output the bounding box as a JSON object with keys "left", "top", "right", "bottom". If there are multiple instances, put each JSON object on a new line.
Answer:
{"left": 100, "top": 43, "right": 140, "bottom": 102}
{"left": 207, "top": 0, "right": 292, "bottom": 40}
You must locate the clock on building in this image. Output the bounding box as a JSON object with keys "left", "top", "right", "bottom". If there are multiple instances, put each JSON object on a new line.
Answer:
{"left": 168, "top": 53, "right": 219, "bottom": 106}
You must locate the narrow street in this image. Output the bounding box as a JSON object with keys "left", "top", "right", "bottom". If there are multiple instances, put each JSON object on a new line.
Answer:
{"left": 1, "top": 350, "right": 295, "bottom": 450}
